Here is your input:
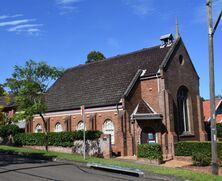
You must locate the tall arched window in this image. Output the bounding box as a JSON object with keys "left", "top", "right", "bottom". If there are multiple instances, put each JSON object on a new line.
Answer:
{"left": 76, "top": 121, "right": 85, "bottom": 131}
{"left": 103, "top": 120, "right": 114, "bottom": 144}
{"left": 177, "top": 86, "right": 190, "bottom": 134}
{"left": 35, "top": 124, "right": 43, "bottom": 133}
{"left": 54, "top": 122, "right": 63, "bottom": 132}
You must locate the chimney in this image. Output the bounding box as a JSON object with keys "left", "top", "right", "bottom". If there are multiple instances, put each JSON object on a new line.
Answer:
{"left": 160, "top": 34, "right": 174, "bottom": 48}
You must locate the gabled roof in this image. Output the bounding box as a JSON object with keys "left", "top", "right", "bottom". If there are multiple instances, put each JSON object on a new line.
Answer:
{"left": 203, "top": 99, "right": 222, "bottom": 123}
{"left": 0, "top": 95, "right": 16, "bottom": 109}
{"left": 131, "top": 100, "right": 162, "bottom": 120}
{"left": 136, "top": 100, "right": 154, "bottom": 114}
{"left": 45, "top": 42, "right": 174, "bottom": 113}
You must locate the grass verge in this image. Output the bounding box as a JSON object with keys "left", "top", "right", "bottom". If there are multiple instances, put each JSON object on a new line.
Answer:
{"left": 0, "top": 145, "right": 221, "bottom": 181}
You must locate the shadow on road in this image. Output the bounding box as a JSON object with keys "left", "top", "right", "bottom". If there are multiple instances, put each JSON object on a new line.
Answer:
{"left": 0, "top": 150, "right": 54, "bottom": 167}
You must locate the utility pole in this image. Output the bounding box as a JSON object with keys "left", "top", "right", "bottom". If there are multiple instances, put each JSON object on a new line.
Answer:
{"left": 206, "top": 0, "right": 222, "bottom": 175}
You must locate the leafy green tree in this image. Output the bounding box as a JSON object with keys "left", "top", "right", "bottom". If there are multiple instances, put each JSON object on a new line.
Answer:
{"left": 5, "top": 60, "right": 64, "bottom": 150}
{"left": 0, "top": 91, "right": 11, "bottom": 125}
{"left": 0, "top": 84, "right": 4, "bottom": 96}
{"left": 85, "top": 51, "right": 106, "bottom": 64}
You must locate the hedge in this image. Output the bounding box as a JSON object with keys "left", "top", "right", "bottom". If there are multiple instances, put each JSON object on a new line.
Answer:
{"left": 0, "top": 124, "right": 20, "bottom": 138}
{"left": 217, "top": 123, "right": 222, "bottom": 138}
{"left": 175, "top": 141, "right": 222, "bottom": 157}
{"left": 14, "top": 130, "right": 102, "bottom": 147}
{"left": 138, "top": 144, "right": 163, "bottom": 160}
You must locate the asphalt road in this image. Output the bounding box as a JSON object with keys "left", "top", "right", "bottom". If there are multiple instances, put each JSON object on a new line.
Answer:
{"left": 0, "top": 152, "right": 180, "bottom": 181}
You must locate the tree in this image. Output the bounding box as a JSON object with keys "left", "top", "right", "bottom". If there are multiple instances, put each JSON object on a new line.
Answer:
{"left": 215, "top": 95, "right": 222, "bottom": 99}
{"left": 5, "top": 60, "right": 64, "bottom": 150}
{"left": 0, "top": 91, "right": 11, "bottom": 125}
{"left": 85, "top": 51, "right": 106, "bottom": 64}
{"left": 0, "top": 84, "right": 4, "bottom": 96}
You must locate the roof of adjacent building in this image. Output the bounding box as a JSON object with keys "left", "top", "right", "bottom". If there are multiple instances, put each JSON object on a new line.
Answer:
{"left": 203, "top": 99, "right": 222, "bottom": 123}
{"left": 0, "top": 95, "right": 16, "bottom": 109}
{"left": 45, "top": 39, "right": 181, "bottom": 113}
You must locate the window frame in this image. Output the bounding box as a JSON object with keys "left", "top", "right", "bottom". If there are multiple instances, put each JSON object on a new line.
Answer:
{"left": 103, "top": 119, "right": 115, "bottom": 144}
{"left": 54, "top": 122, "right": 63, "bottom": 133}
{"left": 35, "top": 124, "right": 43, "bottom": 133}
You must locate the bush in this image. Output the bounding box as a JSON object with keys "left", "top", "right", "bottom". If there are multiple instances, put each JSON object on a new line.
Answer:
{"left": 175, "top": 141, "right": 212, "bottom": 156}
{"left": 192, "top": 152, "right": 211, "bottom": 166}
{"left": 217, "top": 123, "right": 222, "bottom": 138}
{"left": 14, "top": 130, "right": 102, "bottom": 147}
{"left": 0, "top": 124, "right": 19, "bottom": 138}
{"left": 138, "top": 144, "right": 163, "bottom": 160}
{"left": 176, "top": 141, "right": 222, "bottom": 166}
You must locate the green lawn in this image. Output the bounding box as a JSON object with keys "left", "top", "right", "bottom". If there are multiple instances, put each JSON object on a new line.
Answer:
{"left": 0, "top": 145, "right": 221, "bottom": 181}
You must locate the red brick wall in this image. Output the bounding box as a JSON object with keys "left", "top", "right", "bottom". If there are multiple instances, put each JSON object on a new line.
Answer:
{"left": 163, "top": 41, "right": 206, "bottom": 141}
{"left": 32, "top": 110, "right": 128, "bottom": 156}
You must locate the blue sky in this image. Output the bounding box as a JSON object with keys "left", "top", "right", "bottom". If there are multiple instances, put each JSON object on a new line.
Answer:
{"left": 0, "top": 0, "right": 221, "bottom": 99}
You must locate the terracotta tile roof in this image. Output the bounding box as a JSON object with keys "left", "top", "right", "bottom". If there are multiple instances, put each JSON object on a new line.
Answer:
{"left": 45, "top": 42, "right": 175, "bottom": 113}
{"left": 203, "top": 99, "right": 222, "bottom": 123}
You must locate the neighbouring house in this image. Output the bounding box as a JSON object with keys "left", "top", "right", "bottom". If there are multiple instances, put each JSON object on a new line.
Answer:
{"left": 203, "top": 99, "right": 222, "bottom": 140}
{"left": 28, "top": 34, "right": 207, "bottom": 159}
{"left": 0, "top": 95, "right": 16, "bottom": 124}
{"left": 0, "top": 95, "right": 25, "bottom": 132}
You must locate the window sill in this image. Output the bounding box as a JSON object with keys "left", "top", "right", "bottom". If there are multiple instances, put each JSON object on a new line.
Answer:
{"left": 179, "top": 132, "right": 195, "bottom": 138}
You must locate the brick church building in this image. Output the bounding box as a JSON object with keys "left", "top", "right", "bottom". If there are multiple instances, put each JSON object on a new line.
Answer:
{"left": 28, "top": 34, "right": 207, "bottom": 159}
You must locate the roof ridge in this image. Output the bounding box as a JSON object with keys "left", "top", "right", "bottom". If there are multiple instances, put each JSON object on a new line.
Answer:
{"left": 66, "top": 44, "right": 165, "bottom": 72}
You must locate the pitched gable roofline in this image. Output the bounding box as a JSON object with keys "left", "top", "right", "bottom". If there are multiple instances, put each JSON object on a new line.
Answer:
{"left": 159, "top": 37, "right": 199, "bottom": 79}
{"left": 123, "top": 69, "right": 143, "bottom": 99}
{"left": 44, "top": 42, "right": 171, "bottom": 113}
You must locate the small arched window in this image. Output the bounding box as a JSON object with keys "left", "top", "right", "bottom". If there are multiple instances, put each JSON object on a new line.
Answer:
{"left": 35, "top": 124, "right": 43, "bottom": 133}
{"left": 76, "top": 121, "right": 85, "bottom": 131}
{"left": 177, "top": 86, "right": 190, "bottom": 134}
{"left": 54, "top": 122, "right": 63, "bottom": 132}
{"left": 179, "top": 55, "right": 184, "bottom": 65}
{"left": 103, "top": 120, "right": 115, "bottom": 144}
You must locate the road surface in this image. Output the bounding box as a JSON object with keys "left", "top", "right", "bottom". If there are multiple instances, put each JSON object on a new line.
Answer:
{"left": 0, "top": 152, "right": 180, "bottom": 181}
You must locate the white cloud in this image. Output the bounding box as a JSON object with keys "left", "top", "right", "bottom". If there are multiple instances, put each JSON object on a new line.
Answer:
{"left": 0, "top": 19, "right": 35, "bottom": 27}
{"left": 8, "top": 24, "right": 43, "bottom": 32}
{"left": 0, "top": 14, "right": 23, "bottom": 20}
{"left": 0, "top": 14, "right": 43, "bottom": 36}
{"left": 123, "top": 0, "right": 154, "bottom": 16}
{"left": 56, "top": 0, "right": 82, "bottom": 14}
{"left": 57, "top": 0, "right": 81, "bottom": 5}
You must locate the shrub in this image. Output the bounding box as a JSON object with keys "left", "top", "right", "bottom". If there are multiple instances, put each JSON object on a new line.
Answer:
{"left": 14, "top": 130, "right": 102, "bottom": 147}
{"left": 176, "top": 141, "right": 222, "bottom": 166}
{"left": 176, "top": 141, "right": 212, "bottom": 156}
{"left": 5, "top": 124, "right": 20, "bottom": 136}
{"left": 0, "top": 125, "right": 7, "bottom": 138}
{"left": 217, "top": 123, "right": 222, "bottom": 138}
{"left": 0, "top": 124, "right": 19, "bottom": 138}
{"left": 192, "top": 152, "right": 211, "bottom": 166}
{"left": 138, "top": 144, "right": 163, "bottom": 160}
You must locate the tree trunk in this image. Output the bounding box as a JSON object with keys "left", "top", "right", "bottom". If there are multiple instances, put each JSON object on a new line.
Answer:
{"left": 40, "top": 113, "right": 48, "bottom": 151}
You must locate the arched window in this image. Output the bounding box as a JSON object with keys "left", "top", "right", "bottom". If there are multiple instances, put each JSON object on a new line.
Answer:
{"left": 76, "top": 121, "right": 85, "bottom": 131}
{"left": 54, "top": 122, "right": 63, "bottom": 132}
{"left": 35, "top": 124, "right": 43, "bottom": 133}
{"left": 177, "top": 86, "right": 190, "bottom": 134}
{"left": 103, "top": 120, "right": 114, "bottom": 144}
